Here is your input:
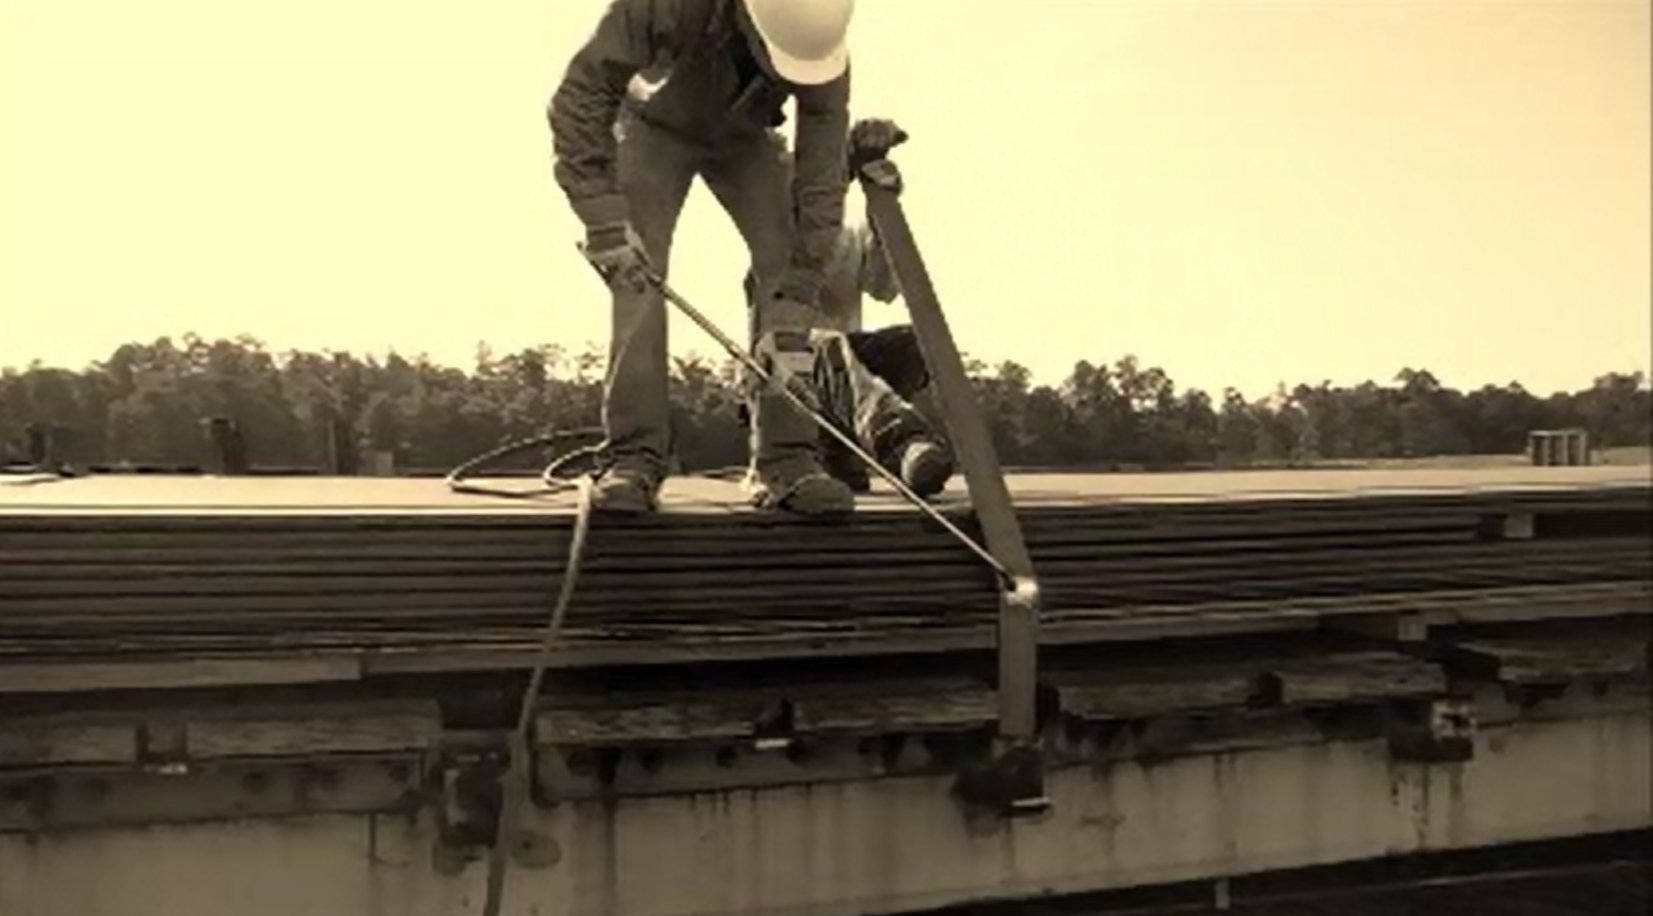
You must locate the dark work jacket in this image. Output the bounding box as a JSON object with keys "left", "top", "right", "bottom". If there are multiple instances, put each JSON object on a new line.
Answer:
{"left": 548, "top": 0, "right": 851, "bottom": 301}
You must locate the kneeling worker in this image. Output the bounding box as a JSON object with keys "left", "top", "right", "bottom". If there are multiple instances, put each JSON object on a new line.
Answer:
{"left": 739, "top": 119, "right": 953, "bottom": 497}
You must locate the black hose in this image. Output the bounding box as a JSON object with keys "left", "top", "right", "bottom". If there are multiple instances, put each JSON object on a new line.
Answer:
{"left": 442, "top": 427, "right": 608, "bottom": 500}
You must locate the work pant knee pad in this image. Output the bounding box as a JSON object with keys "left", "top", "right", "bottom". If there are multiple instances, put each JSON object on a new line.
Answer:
{"left": 750, "top": 329, "right": 819, "bottom": 388}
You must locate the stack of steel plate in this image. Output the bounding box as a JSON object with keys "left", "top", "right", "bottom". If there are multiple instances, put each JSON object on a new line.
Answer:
{"left": 1, "top": 467, "right": 1648, "bottom": 662}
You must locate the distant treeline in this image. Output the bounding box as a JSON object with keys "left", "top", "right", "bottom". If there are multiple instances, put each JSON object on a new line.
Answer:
{"left": 2, "top": 334, "right": 1648, "bottom": 473}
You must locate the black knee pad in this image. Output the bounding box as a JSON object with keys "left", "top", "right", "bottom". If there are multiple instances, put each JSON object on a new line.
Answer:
{"left": 848, "top": 325, "right": 930, "bottom": 399}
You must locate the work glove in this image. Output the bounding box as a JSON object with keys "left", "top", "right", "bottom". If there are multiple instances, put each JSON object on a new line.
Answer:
{"left": 859, "top": 159, "right": 903, "bottom": 196}
{"left": 582, "top": 221, "right": 654, "bottom": 294}
{"left": 847, "top": 118, "right": 909, "bottom": 175}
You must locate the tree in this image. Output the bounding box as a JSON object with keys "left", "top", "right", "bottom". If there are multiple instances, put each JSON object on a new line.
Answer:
{"left": 2, "top": 334, "right": 1646, "bottom": 473}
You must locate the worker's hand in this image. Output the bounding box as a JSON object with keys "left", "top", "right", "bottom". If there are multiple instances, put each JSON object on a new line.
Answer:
{"left": 860, "top": 159, "right": 904, "bottom": 196}
{"left": 581, "top": 222, "right": 654, "bottom": 294}
{"left": 848, "top": 118, "right": 908, "bottom": 175}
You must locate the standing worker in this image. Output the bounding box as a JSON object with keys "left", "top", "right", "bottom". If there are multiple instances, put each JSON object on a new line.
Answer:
{"left": 548, "top": 0, "right": 860, "bottom": 517}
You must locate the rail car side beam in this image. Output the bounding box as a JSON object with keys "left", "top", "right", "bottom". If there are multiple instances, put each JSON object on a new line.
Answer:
{"left": 6, "top": 705, "right": 1646, "bottom": 916}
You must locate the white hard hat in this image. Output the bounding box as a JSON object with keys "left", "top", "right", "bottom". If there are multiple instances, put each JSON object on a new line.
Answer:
{"left": 740, "top": 0, "right": 854, "bottom": 86}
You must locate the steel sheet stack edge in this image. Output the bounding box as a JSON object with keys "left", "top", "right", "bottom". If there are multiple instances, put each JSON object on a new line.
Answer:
{"left": 0, "top": 469, "right": 1649, "bottom": 662}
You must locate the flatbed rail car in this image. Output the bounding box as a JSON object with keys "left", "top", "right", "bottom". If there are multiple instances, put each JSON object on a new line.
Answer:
{"left": 0, "top": 464, "right": 1647, "bottom": 683}
{"left": 0, "top": 465, "right": 1649, "bottom": 916}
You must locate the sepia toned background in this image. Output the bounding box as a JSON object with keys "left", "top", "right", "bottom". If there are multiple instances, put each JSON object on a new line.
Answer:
{"left": 2, "top": 0, "right": 1648, "bottom": 401}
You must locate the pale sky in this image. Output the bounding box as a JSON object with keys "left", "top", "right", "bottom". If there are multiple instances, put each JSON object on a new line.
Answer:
{"left": 2, "top": 0, "right": 1648, "bottom": 398}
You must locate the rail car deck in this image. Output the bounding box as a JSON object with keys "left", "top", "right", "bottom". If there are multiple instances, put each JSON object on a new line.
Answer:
{"left": 1, "top": 465, "right": 1648, "bottom": 692}
{"left": 2, "top": 464, "right": 1647, "bottom": 513}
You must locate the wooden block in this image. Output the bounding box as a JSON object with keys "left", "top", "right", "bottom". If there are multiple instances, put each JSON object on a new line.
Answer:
{"left": 789, "top": 680, "right": 996, "bottom": 733}
{"left": 1452, "top": 637, "right": 1651, "bottom": 685}
{"left": 1051, "top": 665, "right": 1261, "bottom": 721}
{"left": 0, "top": 715, "right": 139, "bottom": 767}
{"left": 0, "top": 656, "right": 363, "bottom": 694}
{"left": 184, "top": 700, "right": 442, "bottom": 758}
{"left": 537, "top": 699, "right": 764, "bottom": 746}
{"left": 534, "top": 678, "right": 999, "bottom": 746}
{"left": 0, "top": 700, "right": 441, "bottom": 766}
{"left": 1263, "top": 652, "right": 1446, "bottom": 706}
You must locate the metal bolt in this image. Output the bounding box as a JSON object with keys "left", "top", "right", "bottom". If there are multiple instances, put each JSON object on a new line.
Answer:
{"left": 511, "top": 832, "right": 563, "bottom": 870}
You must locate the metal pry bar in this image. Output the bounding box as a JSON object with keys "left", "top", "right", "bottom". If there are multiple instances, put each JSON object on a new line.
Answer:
{"left": 854, "top": 134, "right": 1049, "bottom": 814}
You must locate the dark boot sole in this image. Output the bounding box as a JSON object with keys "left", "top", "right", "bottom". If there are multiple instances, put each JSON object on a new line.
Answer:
{"left": 754, "top": 475, "right": 857, "bottom": 519}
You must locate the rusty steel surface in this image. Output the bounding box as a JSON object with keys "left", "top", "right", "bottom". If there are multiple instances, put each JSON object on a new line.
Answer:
{"left": 1, "top": 467, "right": 1647, "bottom": 683}
{"left": 2, "top": 705, "right": 1646, "bottom": 916}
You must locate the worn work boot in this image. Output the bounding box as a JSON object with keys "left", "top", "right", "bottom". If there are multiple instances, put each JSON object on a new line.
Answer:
{"left": 897, "top": 438, "right": 954, "bottom": 498}
{"left": 590, "top": 462, "right": 662, "bottom": 515}
{"left": 750, "top": 452, "right": 856, "bottom": 519}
